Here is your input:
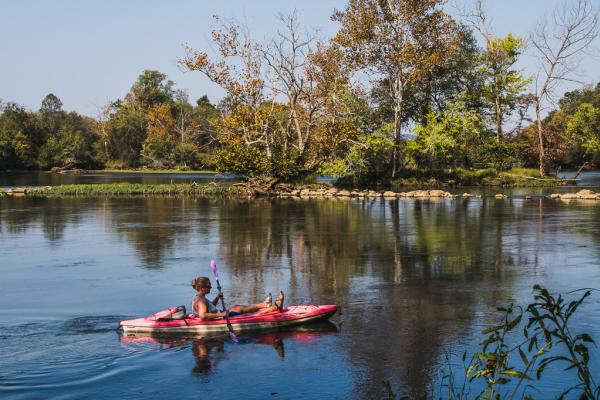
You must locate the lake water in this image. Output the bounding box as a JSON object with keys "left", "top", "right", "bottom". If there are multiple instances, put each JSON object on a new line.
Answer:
{"left": 1, "top": 175, "right": 600, "bottom": 399}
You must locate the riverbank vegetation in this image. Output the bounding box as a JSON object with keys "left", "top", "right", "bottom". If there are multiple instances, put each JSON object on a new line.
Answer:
{"left": 27, "top": 183, "right": 246, "bottom": 197}
{"left": 1, "top": 0, "right": 598, "bottom": 188}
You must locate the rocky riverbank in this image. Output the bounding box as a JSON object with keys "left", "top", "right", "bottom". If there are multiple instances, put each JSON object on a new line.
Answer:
{"left": 3, "top": 184, "right": 600, "bottom": 202}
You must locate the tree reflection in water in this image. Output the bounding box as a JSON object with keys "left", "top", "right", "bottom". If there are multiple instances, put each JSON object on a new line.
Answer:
{"left": 3, "top": 195, "right": 600, "bottom": 397}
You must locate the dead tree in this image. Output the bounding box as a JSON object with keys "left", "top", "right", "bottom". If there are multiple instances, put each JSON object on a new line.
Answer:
{"left": 531, "top": 0, "right": 599, "bottom": 176}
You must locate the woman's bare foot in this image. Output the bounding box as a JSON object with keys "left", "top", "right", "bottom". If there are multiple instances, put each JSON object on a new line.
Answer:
{"left": 274, "top": 291, "right": 284, "bottom": 312}
{"left": 263, "top": 292, "right": 272, "bottom": 308}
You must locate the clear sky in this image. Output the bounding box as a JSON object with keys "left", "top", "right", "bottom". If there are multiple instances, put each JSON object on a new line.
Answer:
{"left": 1, "top": 0, "right": 598, "bottom": 116}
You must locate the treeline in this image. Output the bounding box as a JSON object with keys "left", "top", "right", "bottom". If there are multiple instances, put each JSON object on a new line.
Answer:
{"left": 1, "top": 0, "right": 599, "bottom": 184}
{"left": 0, "top": 70, "right": 220, "bottom": 171}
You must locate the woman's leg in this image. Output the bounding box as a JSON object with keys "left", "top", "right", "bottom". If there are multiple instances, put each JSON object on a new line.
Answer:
{"left": 229, "top": 304, "right": 275, "bottom": 314}
{"left": 229, "top": 292, "right": 284, "bottom": 315}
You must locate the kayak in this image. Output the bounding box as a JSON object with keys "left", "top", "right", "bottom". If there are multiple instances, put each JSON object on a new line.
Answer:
{"left": 119, "top": 304, "right": 338, "bottom": 335}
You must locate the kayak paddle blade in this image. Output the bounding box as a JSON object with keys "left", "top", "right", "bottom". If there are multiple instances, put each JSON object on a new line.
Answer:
{"left": 210, "top": 259, "right": 218, "bottom": 279}
{"left": 229, "top": 331, "right": 238, "bottom": 343}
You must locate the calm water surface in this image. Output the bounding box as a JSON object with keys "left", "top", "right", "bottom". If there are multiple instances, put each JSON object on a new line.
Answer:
{"left": 0, "top": 171, "right": 238, "bottom": 189}
{"left": 1, "top": 181, "right": 600, "bottom": 399}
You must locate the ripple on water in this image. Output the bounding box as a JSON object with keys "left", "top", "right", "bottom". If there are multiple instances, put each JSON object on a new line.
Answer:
{"left": 0, "top": 316, "right": 142, "bottom": 398}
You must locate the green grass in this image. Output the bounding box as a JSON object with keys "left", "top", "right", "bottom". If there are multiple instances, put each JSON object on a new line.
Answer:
{"left": 392, "top": 167, "right": 564, "bottom": 188}
{"left": 27, "top": 183, "right": 246, "bottom": 197}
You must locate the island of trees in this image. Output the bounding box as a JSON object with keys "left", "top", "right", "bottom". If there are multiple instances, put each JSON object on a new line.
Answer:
{"left": 1, "top": 0, "right": 599, "bottom": 187}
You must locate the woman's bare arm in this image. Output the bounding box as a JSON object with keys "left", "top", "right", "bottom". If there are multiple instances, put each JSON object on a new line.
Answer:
{"left": 196, "top": 298, "right": 226, "bottom": 320}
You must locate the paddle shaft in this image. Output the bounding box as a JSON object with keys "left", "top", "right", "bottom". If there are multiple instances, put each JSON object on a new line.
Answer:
{"left": 214, "top": 278, "right": 236, "bottom": 338}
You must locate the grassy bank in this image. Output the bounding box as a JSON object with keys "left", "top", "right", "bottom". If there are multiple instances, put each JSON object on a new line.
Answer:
{"left": 392, "top": 168, "right": 570, "bottom": 188}
{"left": 27, "top": 183, "right": 247, "bottom": 197}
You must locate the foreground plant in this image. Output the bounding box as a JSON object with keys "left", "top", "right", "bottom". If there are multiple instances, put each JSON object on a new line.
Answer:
{"left": 385, "top": 285, "right": 598, "bottom": 399}
{"left": 466, "top": 285, "right": 598, "bottom": 399}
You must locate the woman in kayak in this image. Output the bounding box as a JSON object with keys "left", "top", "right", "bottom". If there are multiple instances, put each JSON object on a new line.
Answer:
{"left": 191, "top": 276, "right": 284, "bottom": 320}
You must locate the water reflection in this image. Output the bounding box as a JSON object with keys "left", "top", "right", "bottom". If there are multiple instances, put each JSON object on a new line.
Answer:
{"left": 2, "top": 195, "right": 600, "bottom": 398}
{"left": 119, "top": 322, "right": 338, "bottom": 376}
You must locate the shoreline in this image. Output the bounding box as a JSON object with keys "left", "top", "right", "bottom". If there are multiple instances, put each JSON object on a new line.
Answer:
{"left": 2, "top": 183, "right": 600, "bottom": 201}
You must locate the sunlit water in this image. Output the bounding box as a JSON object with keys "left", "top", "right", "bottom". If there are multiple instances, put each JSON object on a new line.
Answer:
{"left": 1, "top": 175, "right": 600, "bottom": 399}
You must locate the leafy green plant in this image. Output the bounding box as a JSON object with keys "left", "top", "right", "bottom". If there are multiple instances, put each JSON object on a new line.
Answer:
{"left": 384, "top": 286, "right": 598, "bottom": 400}
{"left": 467, "top": 285, "right": 598, "bottom": 399}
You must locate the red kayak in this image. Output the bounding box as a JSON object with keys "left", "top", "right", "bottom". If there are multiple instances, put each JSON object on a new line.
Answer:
{"left": 119, "top": 304, "right": 337, "bottom": 335}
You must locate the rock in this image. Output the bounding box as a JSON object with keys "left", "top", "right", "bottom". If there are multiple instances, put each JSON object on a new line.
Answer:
{"left": 337, "top": 190, "right": 351, "bottom": 197}
{"left": 560, "top": 193, "right": 579, "bottom": 200}
{"left": 367, "top": 191, "right": 381, "bottom": 197}
{"left": 383, "top": 191, "right": 397, "bottom": 198}
{"left": 581, "top": 194, "right": 598, "bottom": 200}
{"left": 578, "top": 189, "right": 599, "bottom": 200}
{"left": 525, "top": 196, "right": 532, "bottom": 200}
{"left": 291, "top": 190, "right": 300, "bottom": 196}
{"left": 253, "top": 188, "right": 268, "bottom": 196}
{"left": 550, "top": 194, "right": 560, "bottom": 199}
{"left": 350, "top": 191, "right": 360, "bottom": 197}
{"left": 414, "top": 190, "right": 429, "bottom": 197}
{"left": 494, "top": 194, "right": 507, "bottom": 199}
{"left": 11, "top": 187, "right": 27, "bottom": 194}
{"left": 576, "top": 189, "right": 595, "bottom": 197}
{"left": 428, "top": 190, "right": 446, "bottom": 197}
{"left": 462, "top": 193, "right": 473, "bottom": 198}
{"left": 326, "top": 188, "right": 338, "bottom": 195}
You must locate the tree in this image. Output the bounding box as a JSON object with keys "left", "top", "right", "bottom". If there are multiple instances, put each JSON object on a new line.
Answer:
{"left": 332, "top": 0, "right": 459, "bottom": 176}
{"left": 182, "top": 16, "right": 275, "bottom": 164}
{"left": 125, "top": 70, "right": 175, "bottom": 111}
{"left": 480, "top": 34, "right": 530, "bottom": 140}
{"left": 37, "top": 112, "right": 99, "bottom": 169}
{"left": 194, "top": 95, "right": 219, "bottom": 150}
{"left": 530, "top": 0, "right": 599, "bottom": 176}
{"left": 141, "top": 103, "right": 177, "bottom": 167}
{"left": 408, "top": 100, "right": 484, "bottom": 169}
{"left": 369, "top": 25, "right": 484, "bottom": 129}
{"left": 182, "top": 14, "right": 357, "bottom": 178}
{"left": 0, "top": 103, "right": 40, "bottom": 169}
{"left": 105, "top": 103, "right": 147, "bottom": 167}
{"left": 40, "top": 93, "right": 63, "bottom": 114}
{"left": 460, "top": 1, "right": 531, "bottom": 141}
{"left": 567, "top": 103, "right": 600, "bottom": 163}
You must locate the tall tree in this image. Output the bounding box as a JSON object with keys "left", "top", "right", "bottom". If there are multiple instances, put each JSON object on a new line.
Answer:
{"left": 124, "top": 70, "right": 175, "bottom": 111}
{"left": 182, "top": 16, "right": 274, "bottom": 162}
{"left": 40, "top": 93, "right": 63, "bottom": 114}
{"left": 332, "top": 0, "right": 459, "bottom": 176}
{"left": 530, "top": 0, "right": 599, "bottom": 176}
{"left": 480, "top": 34, "right": 530, "bottom": 141}
{"left": 461, "top": 1, "right": 531, "bottom": 141}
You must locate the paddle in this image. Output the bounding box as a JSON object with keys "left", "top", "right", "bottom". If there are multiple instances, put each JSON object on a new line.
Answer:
{"left": 209, "top": 260, "right": 238, "bottom": 343}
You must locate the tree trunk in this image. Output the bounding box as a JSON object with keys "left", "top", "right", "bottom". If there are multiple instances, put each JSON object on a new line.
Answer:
{"left": 535, "top": 101, "right": 546, "bottom": 177}
{"left": 392, "top": 75, "right": 404, "bottom": 178}
{"left": 495, "top": 93, "right": 502, "bottom": 142}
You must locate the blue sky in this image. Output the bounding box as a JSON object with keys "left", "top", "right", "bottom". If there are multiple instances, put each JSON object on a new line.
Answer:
{"left": 1, "top": 0, "right": 598, "bottom": 116}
